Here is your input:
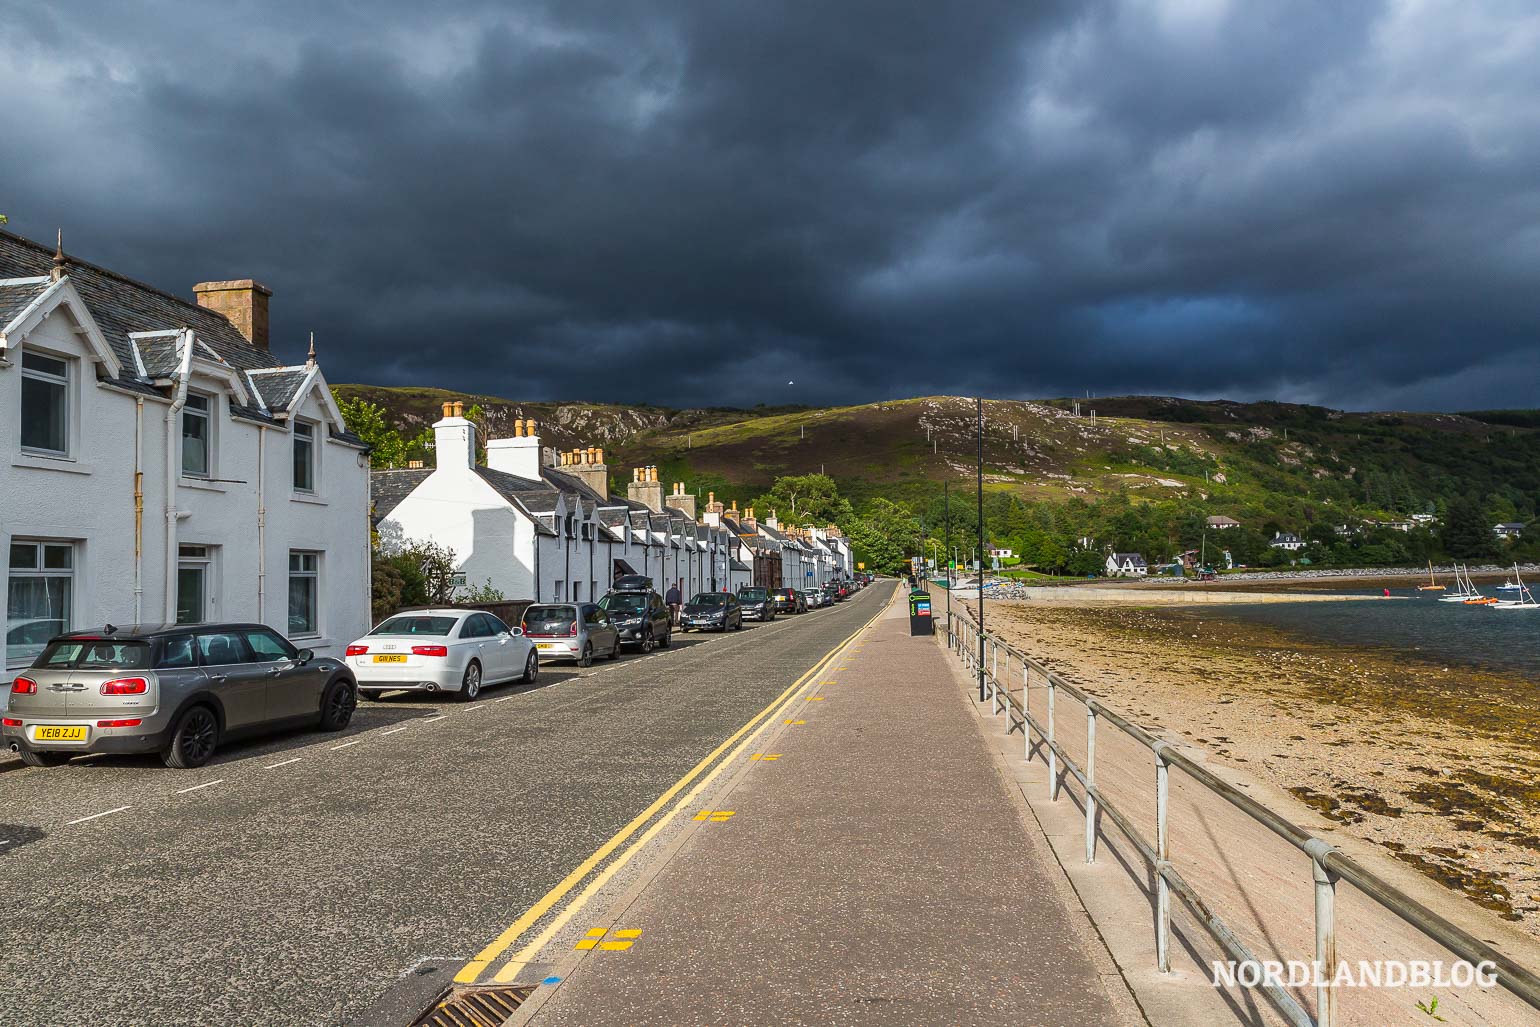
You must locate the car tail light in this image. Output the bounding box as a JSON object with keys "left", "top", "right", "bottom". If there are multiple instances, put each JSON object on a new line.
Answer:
{"left": 100, "top": 677, "right": 149, "bottom": 695}
{"left": 568, "top": 623, "right": 578, "bottom": 636}
{"left": 11, "top": 676, "right": 38, "bottom": 695}
{"left": 97, "top": 719, "right": 142, "bottom": 728}
{"left": 411, "top": 645, "right": 448, "bottom": 657}
{"left": 2, "top": 718, "right": 21, "bottom": 727}
{"left": 345, "top": 645, "right": 370, "bottom": 657}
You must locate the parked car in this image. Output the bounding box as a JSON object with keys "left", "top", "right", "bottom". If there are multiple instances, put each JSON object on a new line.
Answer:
{"left": 804, "top": 588, "right": 823, "bottom": 610}
{"left": 346, "top": 609, "right": 536, "bottom": 702}
{"left": 737, "top": 586, "right": 776, "bottom": 621}
{"left": 679, "top": 592, "right": 743, "bottom": 632}
{"left": 521, "top": 603, "right": 621, "bottom": 666}
{"left": 771, "top": 587, "right": 805, "bottom": 615}
{"left": 612, "top": 574, "right": 654, "bottom": 592}
{"left": 599, "top": 587, "right": 673, "bottom": 651}
{"left": 3, "top": 624, "right": 356, "bottom": 769}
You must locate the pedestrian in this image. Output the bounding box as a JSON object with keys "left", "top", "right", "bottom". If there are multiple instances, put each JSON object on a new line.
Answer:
{"left": 666, "top": 580, "right": 683, "bottom": 624}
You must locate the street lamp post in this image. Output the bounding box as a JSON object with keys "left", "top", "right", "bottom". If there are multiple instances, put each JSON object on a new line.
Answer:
{"left": 944, "top": 480, "right": 951, "bottom": 647}
{"left": 976, "top": 396, "right": 985, "bottom": 703}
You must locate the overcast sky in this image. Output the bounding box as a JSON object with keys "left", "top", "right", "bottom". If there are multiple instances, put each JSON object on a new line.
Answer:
{"left": 4, "top": 1, "right": 1538, "bottom": 411}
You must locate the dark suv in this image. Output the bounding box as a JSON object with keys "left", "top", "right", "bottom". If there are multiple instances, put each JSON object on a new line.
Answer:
{"left": 737, "top": 586, "right": 775, "bottom": 621}
{"left": 598, "top": 587, "right": 673, "bottom": 652}
{"left": 3, "top": 624, "right": 356, "bottom": 769}
{"left": 771, "top": 587, "right": 805, "bottom": 614}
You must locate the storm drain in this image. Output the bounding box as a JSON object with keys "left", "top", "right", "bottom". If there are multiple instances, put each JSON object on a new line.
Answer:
{"left": 409, "top": 985, "right": 535, "bottom": 1027}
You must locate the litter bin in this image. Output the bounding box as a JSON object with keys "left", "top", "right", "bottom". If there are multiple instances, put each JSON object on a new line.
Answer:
{"left": 908, "top": 589, "right": 934, "bottom": 636}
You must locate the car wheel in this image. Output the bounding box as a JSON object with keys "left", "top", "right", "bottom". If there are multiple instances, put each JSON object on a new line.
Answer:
{"left": 640, "top": 629, "right": 654, "bottom": 654}
{"left": 360, "top": 689, "right": 385, "bottom": 702}
{"left": 521, "top": 651, "right": 539, "bottom": 684}
{"left": 579, "top": 643, "right": 593, "bottom": 668}
{"left": 659, "top": 628, "right": 671, "bottom": 648}
{"left": 319, "top": 678, "right": 357, "bottom": 731}
{"left": 16, "top": 747, "right": 70, "bottom": 768}
{"left": 734, "top": 617, "right": 743, "bottom": 630}
{"left": 608, "top": 637, "right": 621, "bottom": 660}
{"left": 161, "top": 705, "right": 219, "bottom": 770}
{"left": 460, "top": 661, "right": 482, "bottom": 701}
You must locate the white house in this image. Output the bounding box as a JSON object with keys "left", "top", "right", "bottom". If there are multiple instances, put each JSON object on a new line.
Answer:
{"left": 1494, "top": 522, "right": 1525, "bottom": 540}
{"left": 1, "top": 230, "right": 370, "bottom": 669}
{"left": 1270, "top": 532, "right": 1305, "bottom": 551}
{"left": 1105, "top": 552, "right": 1148, "bottom": 577}
{"left": 1205, "top": 515, "right": 1241, "bottom": 530}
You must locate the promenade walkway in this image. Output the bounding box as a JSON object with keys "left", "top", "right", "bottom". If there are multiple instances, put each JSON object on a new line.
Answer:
{"left": 518, "top": 590, "right": 1146, "bottom": 1026}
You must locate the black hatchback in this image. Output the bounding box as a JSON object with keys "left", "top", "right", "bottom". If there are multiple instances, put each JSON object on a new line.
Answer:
{"left": 598, "top": 589, "right": 673, "bottom": 652}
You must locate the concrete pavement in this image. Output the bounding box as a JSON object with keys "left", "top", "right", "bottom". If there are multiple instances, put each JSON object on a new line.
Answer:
{"left": 510, "top": 588, "right": 1146, "bottom": 1026}
{"left": 0, "top": 584, "right": 892, "bottom": 1027}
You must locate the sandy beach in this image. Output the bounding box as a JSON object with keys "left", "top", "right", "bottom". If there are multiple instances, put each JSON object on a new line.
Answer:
{"left": 973, "top": 597, "right": 1540, "bottom": 937}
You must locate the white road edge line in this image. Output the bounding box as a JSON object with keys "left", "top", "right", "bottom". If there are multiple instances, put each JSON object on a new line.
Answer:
{"left": 66, "top": 805, "right": 132, "bottom": 826}
{"left": 264, "top": 757, "right": 303, "bottom": 770}
{"left": 175, "top": 779, "right": 225, "bottom": 795}
{"left": 330, "top": 739, "right": 363, "bottom": 750}
{"left": 381, "top": 725, "right": 412, "bottom": 735}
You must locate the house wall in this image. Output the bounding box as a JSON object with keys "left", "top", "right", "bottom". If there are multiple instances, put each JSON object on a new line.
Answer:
{"left": 2, "top": 308, "right": 369, "bottom": 669}
{"left": 382, "top": 468, "right": 532, "bottom": 602}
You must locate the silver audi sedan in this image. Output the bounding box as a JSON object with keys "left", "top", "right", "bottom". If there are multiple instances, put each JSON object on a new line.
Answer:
{"left": 3, "top": 624, "right": 357, "bottom": 769}
{"left": 345, "top": 609, "right": 538, "bottom": 701}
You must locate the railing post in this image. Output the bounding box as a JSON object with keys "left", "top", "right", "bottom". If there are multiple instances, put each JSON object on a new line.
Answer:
{"left": 1085, "top": 702, "right": 1098, "bottom": 863}
{"left": 991, "top": 644, "right": 1000, "bottom": 715}
{"left": 1046, "top": 677, "right": 1059, "bottom": 801}
{"left": 1022, "top": 664, "right": 1031, "bottom": 760}
{"left": 1154, "top": 741, "right": 1171, "bottom": 973}
{"left": 1306, "top": 839, "right": 1340, "bottom": 1027}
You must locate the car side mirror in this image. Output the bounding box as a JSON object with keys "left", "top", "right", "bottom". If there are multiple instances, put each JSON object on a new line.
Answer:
{"left": 509, "top": 627, "right": 523, "bottom": 637}
{"left": 296, "top": 648, "right": 314, "bottom": 664}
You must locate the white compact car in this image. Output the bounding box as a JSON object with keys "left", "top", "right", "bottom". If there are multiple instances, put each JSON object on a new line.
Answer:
{"left": 345, "top": 609, "right": 537, "bottom": 701}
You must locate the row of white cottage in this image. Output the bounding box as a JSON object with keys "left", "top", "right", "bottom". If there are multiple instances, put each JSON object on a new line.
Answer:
{"left": 373, "top": 403, "right": 854, "bottom": 605}
{"left": 1, "top": 228, "right": 850, "bottom": 674}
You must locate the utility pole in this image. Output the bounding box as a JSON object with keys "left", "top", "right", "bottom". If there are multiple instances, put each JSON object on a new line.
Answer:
{"left": 944, "top": 480, "right": 951, "bottom": 646}
{"left": 976, "top": 396, "right": 985, "bottom": 703}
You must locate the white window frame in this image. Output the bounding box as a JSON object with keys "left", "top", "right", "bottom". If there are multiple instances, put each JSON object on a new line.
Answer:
{"left": 288, "top": 550, "right": 321, "bottom": 638}
{"left": 176, "top": 544, "right": 216, "bottom": 625}
{"left": 181, "top": 392, "right": 216, "bottom": 479}
{"left": 6, "top": 538, "right": 76, "bottom": 668}
{"left": 18, "top": 350, "right": 72, "bottom": 458}
{"left": 292, "top": 420, "right": 318, "bottom": 495}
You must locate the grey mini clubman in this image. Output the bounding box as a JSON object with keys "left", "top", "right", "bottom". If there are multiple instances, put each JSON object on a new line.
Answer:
{"left": 2, "top": 624, "right": 357, "bottom": 769}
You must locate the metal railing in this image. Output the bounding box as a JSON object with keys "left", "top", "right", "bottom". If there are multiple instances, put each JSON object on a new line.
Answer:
{"left": 945, "top": 605, "right": 1540, "bottom": 1027}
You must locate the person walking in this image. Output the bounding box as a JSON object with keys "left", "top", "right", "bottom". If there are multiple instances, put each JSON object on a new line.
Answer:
{"left": 666, "top": 581, "right": 683, "bottom": 625}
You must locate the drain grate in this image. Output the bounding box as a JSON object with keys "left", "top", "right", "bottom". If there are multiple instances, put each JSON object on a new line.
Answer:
{"left": 409, "top": 985, "right": 535, "bottom": 1027}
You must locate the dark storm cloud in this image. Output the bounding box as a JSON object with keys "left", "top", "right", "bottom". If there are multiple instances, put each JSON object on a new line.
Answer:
{"left": 4, "top": 0, "right": 1538, "bottom": 410}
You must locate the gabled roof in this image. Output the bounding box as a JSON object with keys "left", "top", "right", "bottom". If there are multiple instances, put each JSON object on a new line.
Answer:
{"left": 1109, "top": 552, "right": 1146, "bottom": 565}
{"left": 371, "top": 469, "right": 434, "bottom": 520}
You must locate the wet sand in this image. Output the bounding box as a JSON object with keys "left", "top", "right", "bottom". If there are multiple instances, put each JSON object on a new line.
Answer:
{"left": 980, "top": 599, "right": 1540, "bottom": 935}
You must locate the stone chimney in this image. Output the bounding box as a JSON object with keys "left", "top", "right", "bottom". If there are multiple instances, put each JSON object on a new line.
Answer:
{"left": 193, "top": 280, "right": 272, "bottom": 350}
{"left": 627, "top": 465, "right": 664, "bottom": 513}
{"left": 669, "top": 482, "right": 697, "bottom": 521}
{"left": 564, "top": 446, "right": 609, "bottom": 500}
{"left": 741, "top": 506, "right": 758, "bottom": 534}
{"left": 765, "top": 509, "right": 779, "bottom": 530}
{"left": 485, "top": 417, "right": 543, "bottom": 481}
{"left": 431, "top": 401, "right": 475, "bottom": 473}
{"left": 702, "top": 491, "right": 724, "bottom": 526}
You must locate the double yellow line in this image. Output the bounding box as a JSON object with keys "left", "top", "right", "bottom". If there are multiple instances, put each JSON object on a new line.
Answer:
{"left": 456, "top": 592, "right": 892, "bottom": 985}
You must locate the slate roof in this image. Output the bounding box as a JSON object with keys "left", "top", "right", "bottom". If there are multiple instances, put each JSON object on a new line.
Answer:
{"left": 0, "top": 277, "right": 49, "bottom": 327}
{"left": 248, "top": 368, "right": 309, "bottom": 411}
{"left": 1109, "top": 552, "right": 1147, "bottom": 565}
{"left": 0, "top": 229, "right": 363, "bottom": 445}
{"left": 371, "top": 469, "right": 434, "bottom": 520}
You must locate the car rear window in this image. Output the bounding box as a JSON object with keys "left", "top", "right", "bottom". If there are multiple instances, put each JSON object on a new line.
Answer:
{"left": 739, "top": 588, "right": 768, "bottom": 600}
{"left": 34, "top": 639, "right": 152, "bottom": 670}
{"left": 371, "top": 615, "right": 459, "bottom": 636}
{"left": 523, "top": 606, "right": 577, "bottom": 633}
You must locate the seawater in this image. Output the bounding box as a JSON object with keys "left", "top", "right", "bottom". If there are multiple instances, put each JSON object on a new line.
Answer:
{"left": 1205, "top": 590, "right": 1540, "bottom": 678}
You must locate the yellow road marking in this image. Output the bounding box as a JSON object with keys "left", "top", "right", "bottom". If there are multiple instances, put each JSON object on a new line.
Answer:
{"left": 575, "top": 927, "right": 641, "bottom": 951}
{"left": 692, "top": 810, "right": 735, "bottom": 822}
{"left": 783, "top": 719, "right": 806, "bottom": 725}
{"left": 750, "top": 753, "right": 781, "bottom": 761}
{"left": 460, "top": 602, "right": 887, "bottom": 984}
{"left": 806, "top": 696, "right": 826, "bottom": 701}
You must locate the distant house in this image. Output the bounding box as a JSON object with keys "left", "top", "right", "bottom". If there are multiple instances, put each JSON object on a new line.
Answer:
{"left": 1205, "top": 515, "right": 1241, "bottom": 530}
{"left": 1494, "top": 522, "right": 1525, "bottom": 540}
{"left": 987, "top": 547, "right": 1014, "bottom": 559}
{"left": 1410, "top": 513, "right": 1438, "bottom": 526}
{"left": 1105, "top": 552, "right": 1148, "bottom": 577}
{"left": 1368, "top": 519, "right": 1414, "bottom": 533}
{"left": 1270, "top": 532, "right": 1305, "bottom": 552}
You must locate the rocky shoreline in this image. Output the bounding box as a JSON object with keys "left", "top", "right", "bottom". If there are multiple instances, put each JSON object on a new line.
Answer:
{"left": 979, "top": 599, "right": 1540, "bottom": 936}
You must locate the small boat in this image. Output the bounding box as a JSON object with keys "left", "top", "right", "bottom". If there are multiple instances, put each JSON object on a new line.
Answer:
{"left": 1493, "top": 565, "right": 1539, "bottom": 611}
{"left": 1417, "top": 561, "right": 1446, "bottom": 592}
{"left": 1438, "top": 564, "right": 1479, "bottom": 603}
{"left": 1496, "top": 578, "right": 1523, "bottom": 593}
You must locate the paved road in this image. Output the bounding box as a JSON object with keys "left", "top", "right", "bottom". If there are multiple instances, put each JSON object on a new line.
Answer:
{"left": 0, "top": 583, "right": 893, "bottom": 1027}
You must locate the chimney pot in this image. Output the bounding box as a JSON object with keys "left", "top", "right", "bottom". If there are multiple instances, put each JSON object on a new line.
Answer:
{"left": 193, "top": 279, "right": 272, "bottom": 351}
{"left": 441, "top": 402, "right": 453, "bottom": 418}
{"left": 526, "top": 419, "right": 537, "bottom": 435}
{"left": 452, "top": 401, "right": 464, "bottom": 418}
{"left": 596, "top": 448, "right": 604, "bottom": 464}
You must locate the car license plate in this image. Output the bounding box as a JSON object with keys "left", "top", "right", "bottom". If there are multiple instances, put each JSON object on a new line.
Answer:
{"left": 536, "top": 643, "right": 555, "bottom": 650}
{"left": 32, "top": 725, "right": 87, "bottom": 742}
{"left": 372, "top": 654, "right": 408, "bottom": 664}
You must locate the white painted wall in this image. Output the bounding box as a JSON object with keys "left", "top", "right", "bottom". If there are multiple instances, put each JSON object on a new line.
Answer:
{"left": 1, "top": 308, "right": 369, "bottom": 668}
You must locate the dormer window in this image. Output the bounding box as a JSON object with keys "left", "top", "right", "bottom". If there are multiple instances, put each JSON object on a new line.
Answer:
{"left": 182, "top": 393, "right": 213, "bottom": 477}
{"left": 293, "top": 421, "right": 316, "bottom": 493}
{"left": 20, "top": 352, "right": 70, "bottom": 457}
